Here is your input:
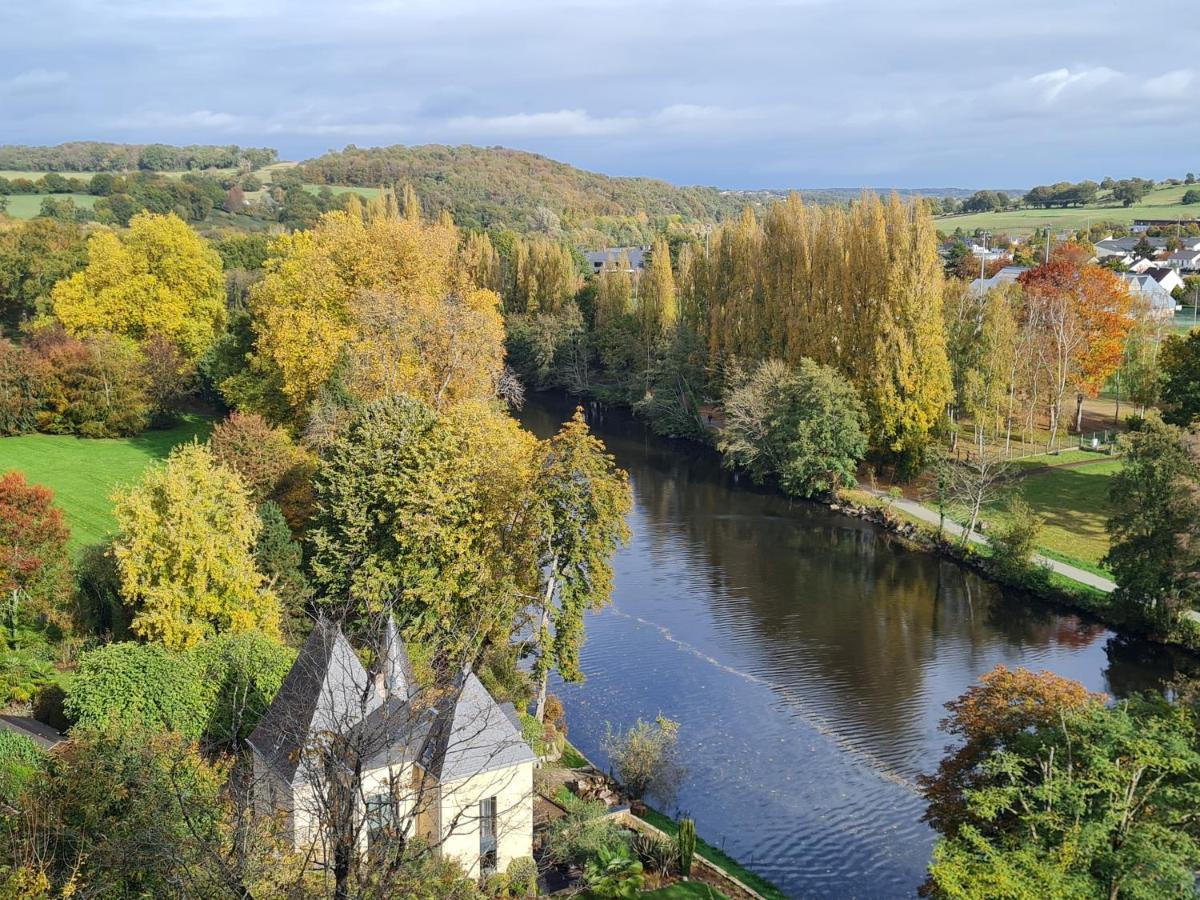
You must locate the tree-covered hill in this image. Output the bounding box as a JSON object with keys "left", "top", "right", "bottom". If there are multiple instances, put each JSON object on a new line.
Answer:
{"left": 300, "top": 144, "right": 750, "bottom": 245}
{"left": 0, "top": 142, "right": 277, "bottom": 173}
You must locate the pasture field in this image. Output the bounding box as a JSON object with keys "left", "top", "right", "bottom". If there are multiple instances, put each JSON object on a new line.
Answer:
{"left": 0, "top": 415, "right": 213, "bottom": 550}
{"left": 2, "top": 193, "right": 97, "bottom": 219}
{"left": 936, "top": 183, "right": 1200, "bottom": 234}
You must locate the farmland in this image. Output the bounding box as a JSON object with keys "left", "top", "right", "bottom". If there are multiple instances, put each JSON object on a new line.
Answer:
{"left": 1, "top": 192, "right": 97, "bottom": 219}
{"left": 936, "top": 182, "right": 1200, "bottom": 234}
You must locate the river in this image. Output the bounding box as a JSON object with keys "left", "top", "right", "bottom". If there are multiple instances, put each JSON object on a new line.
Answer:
{"left": 518, "top": 395, "right": 1179, "bottom": 899}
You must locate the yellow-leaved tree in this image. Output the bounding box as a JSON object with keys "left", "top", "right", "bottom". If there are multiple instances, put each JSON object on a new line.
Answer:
{"left": 50, "top": 212, "right": 225, "bottom": 359}
{"left": 113, "top": 442, "right": 280, "bottom": 649}
{"left": 240, "top": 207, "right": 505, "bottom": 422}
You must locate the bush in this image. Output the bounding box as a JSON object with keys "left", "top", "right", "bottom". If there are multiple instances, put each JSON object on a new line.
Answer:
{"left": 482, "top": 872, "right": 509, "bottom": 898}
{"left": 505, "top": 855, "right": 538, "bottom": 897}
{"left": 0, "top": 730, "right": 43, "bottom": 804}
{"left": 583, "top": 844, "right": 644, "bottom": 898}
{"left": 0, "top": 649, "right": 56, "bottom": 705}
{"left": 988, "top": 496, "right": 1046, "bottom": 582}
{"left": 631, "top": 831, "right": 678, "bottom": 874}
{"left": 543, "top": 788, "right": 631, "bottom": 868}
{"left": 601, "top": 714, "right": 686, "bottom": 805}
{"left": 74, "top": 542, "right": 129, "bottom": 640}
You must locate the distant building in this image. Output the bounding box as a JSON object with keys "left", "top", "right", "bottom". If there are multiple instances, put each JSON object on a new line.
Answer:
{"left": 585, "top": 246, "right": 648, "bottom": 275}
{"left": 1095, "top": 236, "right": 1167, "bottom": 257}
{"left": 1119, "top": 272, "right": 1177, "bottom": 318}
{"left": 1166, "top": 249, "right": 1200, "bottom": 271}
{"left": 1144, "top": 266, "right": 1186, "bottom": 294}
{"left": 969, "top": 264, "right": 1029, "bottom": 294}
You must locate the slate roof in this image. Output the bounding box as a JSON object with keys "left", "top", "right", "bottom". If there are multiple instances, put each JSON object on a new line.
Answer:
{"left": 247, "top": 619, "right": 381, "bottom": 783}
{"left": 250, "top": 618, "right": 534, "bottom": 786}
{"left": 418, "top": 672, "right": 536, "bottom": 783}
{"left": 970, "top": 265, "right": 1029, "bottom": 293}
{"left": 0, "top": 714, "right": 64, "bottom": 750}
{"left": 1096, "top": 236, "right": 1167, "bottom": 254}
{"left": 586, "top": 247, "right": 647, "bottom": 271}
{"left": 1119, "top": 273, "right": 1177, "bottom": 311}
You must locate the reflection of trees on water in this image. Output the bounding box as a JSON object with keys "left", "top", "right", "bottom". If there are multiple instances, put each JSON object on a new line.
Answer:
{"left": 520, "top": 396, "right": 1177, "bottom": 759}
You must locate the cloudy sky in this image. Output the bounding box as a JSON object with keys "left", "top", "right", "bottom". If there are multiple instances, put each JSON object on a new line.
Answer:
{"left": 3, "top": 0, "right": 1197, "bottom": 189}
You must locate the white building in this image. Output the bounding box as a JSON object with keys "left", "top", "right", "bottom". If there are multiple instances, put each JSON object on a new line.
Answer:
{"left": 247, "top": 618, "right": 535, "bottom": 880}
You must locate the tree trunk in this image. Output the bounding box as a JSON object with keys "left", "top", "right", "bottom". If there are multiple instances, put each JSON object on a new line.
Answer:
{"left": 534, "top": 575, "right": 555, "bottom": 723}
{"left": 1074, "top": 394, "right": 1084, "bottom": 434}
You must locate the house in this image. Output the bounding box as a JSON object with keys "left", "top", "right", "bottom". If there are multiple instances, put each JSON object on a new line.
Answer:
{"left": 1167, "top": 249, "right": 1200, "bottom": 271}
{"left": 585, "top": 246, "right": 648, "bottom": 275}
{"left": 1094, "top": 236, "right": 1167, "bottom": 258}
{"left": 247, "top": 618, "right": 535, "bottom": 880}
{"left": 1119, "top": 273, "right": 1177, "bottom": 318}
{"left": 969, "top": 264, "right": 1029, "bottom": 294}
{"left": 1144, "top": 266, "right": 1186, "bottom": 295}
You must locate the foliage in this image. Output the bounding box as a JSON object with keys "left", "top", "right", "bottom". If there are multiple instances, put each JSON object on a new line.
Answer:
{"left": 925, "top": 694, "right": 1200, "bottom": 900}
{"left": 1159, "top": 329, "right": 1200, "bottom": 427}
{"left": 919, "top": 665, "right": 1100, "bottom": 838}
{"left": 0, "top": 471, "right": 72, "bottom": 632}
{"left": 243, "top": 205, "right": 503, "bottom": 422}
{"left": 0, "top": 647, "right": 56, "bottom": 706}
{"left": 309, "top": 395, "right": 540, "bottom": 657}
{"left": 189, "top": 629, "right": 295, "bottom": 746}
{"left": 718, "top": 358, "right": 867, "bottom": 497}
{"left": 113, "top": 442, "right": 279, "bottom": 649}
{"left": 678, "top": 818, "right": 696, "bottom": 878}
{"left": 0, "top": 217, "right": 87, "bottom": 335}
{"left": 986, "top": 496, "right": 1044, "bottom": 581}
{"left": 602, "top": 715, "right": 686, "bottom": 805}
{"left": 0, "top": 141, "right": 276, "bottom": 172}
{"left": 1105, "top": 414, "right": 1200, "bottom": 628}
{"left": 583, "top": 844, "right": 645, "bottom": 898}
{"left": 543, "top": 788, "right": 631, "bottom": 868}
{"left": 632, "top": 832, "right": 678, "bottom": 875}
{"left": 253, "top": 501, "right": 312, "bottom": 644}
{"left": 504, "top": 855, "right": 538, "bottom": 897}
{"left": 0, "top": 730, "right": 42, "bottom": 804}
{"left": 50, "top": 212, "right": 225, "bottom": 359}
{"left": 0, "top": 339, "right": 42, "bottom": 434}
{"left": 530, "top": 407, "right": 632, "bottom": 713}
{"left": 26, "top": 327, "right": 151, "bottom": 437}
{"left": 0, "top": 721, "right": 230, "bottom": 898}
{"left": 64, "top": 640, "right": 211, "bottom": 737}
{"left": 209, "top": 410, "right": 307, "bottom": 505}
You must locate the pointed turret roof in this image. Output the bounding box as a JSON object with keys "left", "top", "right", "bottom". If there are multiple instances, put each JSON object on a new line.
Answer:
{"left": 419, "top": 672, "right": 536, "bottom": 783}
{"left": 247, "top": 619, "right": 381, "bottom": 783}
{"left": 376, "top": 613, "right": 417, "bottom": 700}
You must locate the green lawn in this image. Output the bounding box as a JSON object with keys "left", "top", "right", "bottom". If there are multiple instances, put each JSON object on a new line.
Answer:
{"left": 641, "top": 885, "right": 729, "bottom": 899}
{"left": 988, "top": 459, "right": 1121, "bottom": 569}
{"left": 0, "top": 416, "right": 213, "bottom": 550}
{"left": 937, "top": 183, "right": 1200, "bottom": 234}
{"left": 2, "top": 193, "right": 97, "bottom": 219}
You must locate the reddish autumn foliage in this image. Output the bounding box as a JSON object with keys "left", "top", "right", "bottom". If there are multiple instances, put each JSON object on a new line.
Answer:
{"left": 0, "top": 471, "right": 72, "bottom": 628}
{"left": 919, "top": 665, "right": 1103, "bottom": 837}
{"left": 1019, "top": 243, "right": 1134, "bottom": 396}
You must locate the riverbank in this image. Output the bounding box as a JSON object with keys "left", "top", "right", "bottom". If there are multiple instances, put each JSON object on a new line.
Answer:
{"left": 832, "top": 486, "right": 1200, "bottom": 658}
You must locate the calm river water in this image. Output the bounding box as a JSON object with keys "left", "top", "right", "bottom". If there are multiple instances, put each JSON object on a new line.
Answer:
{"left": 519, "top": 395, "right": 1180, "bottom": 899}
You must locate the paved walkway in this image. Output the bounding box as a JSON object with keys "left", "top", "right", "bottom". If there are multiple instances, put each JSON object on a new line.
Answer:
{"left": 863, "top": 489, "right": 1117, "bottom": 593}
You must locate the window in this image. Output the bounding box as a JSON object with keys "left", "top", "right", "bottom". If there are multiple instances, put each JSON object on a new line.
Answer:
{"left": 479, "top": 796, "right": 498, "bottom": 874}
{"left": 365, "top": 794, "right": 395, "bottom": 849}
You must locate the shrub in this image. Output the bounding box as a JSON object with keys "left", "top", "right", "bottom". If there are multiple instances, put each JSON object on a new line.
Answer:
{"left": 601, "top": 714, "right": 686, "bottom": 805}
{"left": 505, "top": 855, "right": 538, "bottom": 897}
{"left": 583, "top": 844, "right": 644, "bottom": 898}
{"left": 0, "top": 730, "right": 43, "bottom": 804}
{"left": 0, "top": 649, "right": 56, "bottom": 705}
{"left": 74, "top": 542, "right": 129, "bottom": 640}
{"left": 631, "top": 831, "right": 677, "bottom": 874}
{"left": 190, "top": 630, "right": 294, "bottom": 746}
{"left": 543, "top": 788, "right": 631, "bottom": 868}
{"left": 678, "top": 818, "right": 696, "bottom": 877}
{"left": 988, "top": 496, "right": 1047, "bottom": 582}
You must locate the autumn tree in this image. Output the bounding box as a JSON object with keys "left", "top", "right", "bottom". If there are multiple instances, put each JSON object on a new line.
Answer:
{"left": 50, "top": 212, "right": 225, "bottom": 360}
{"left": 0, "top": 472, "right": 72, "bottom": 633}
{"left": 113, "top": 442, "right": 280, "bottom": 649}
{"left": 1159, "top": 329, "right": 1200, "bottom": 426}
{"left": 528, "top": 408, "right": 631, "bottom": 720}
{"left": 636, "top": 238, "right": 676, "bottom": 343}
{"left": 209, "top": 410, "right": 308, "bottom": 506}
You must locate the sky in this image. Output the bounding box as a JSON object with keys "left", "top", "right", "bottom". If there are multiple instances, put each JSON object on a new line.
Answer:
{"left": 2, "top": 0, "right": 1198, "bottom": 190}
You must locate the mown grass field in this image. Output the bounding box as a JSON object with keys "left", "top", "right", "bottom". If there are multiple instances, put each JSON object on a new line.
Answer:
{"left": 2, "top": 193, "right": 97, "bottom": 219}
{"left": 936, "top": 183, "right": 1200, "bottom": 234}
{"left": 0, "top": 415, "right": 213, "bottom": 550}
{"left": 986, "top": 458, "right": 1122, "bottom": 570}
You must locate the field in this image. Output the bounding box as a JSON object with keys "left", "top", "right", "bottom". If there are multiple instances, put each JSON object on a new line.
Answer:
{"left": 0, "top": 169, "right": 236, "bottom": 181}
{"left": 937, "top": 183, "right": 1200, "bottom": 234}
{"left": 2, "top": 193, "right": 96, "bottom": 219}
{"left": 0, "top": 415, "right": 213, "bottom": 550}
{"left": 984, "top": 458, "right": 1121, "bottom": 571}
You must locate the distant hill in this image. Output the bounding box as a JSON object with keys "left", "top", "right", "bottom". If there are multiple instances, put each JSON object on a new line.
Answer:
{"left": 300, "top": 144, "right": 754, "bottom": 246}
{"left": 0, "top": 142, "right": 277, "bottom": 173}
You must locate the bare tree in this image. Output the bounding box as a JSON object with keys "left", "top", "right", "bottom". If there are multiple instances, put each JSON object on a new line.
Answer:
{"left": 942, "top": 446, "right": 1011, "bottom": 549}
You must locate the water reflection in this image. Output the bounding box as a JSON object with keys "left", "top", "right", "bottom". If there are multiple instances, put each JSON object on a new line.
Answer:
{"left": 520, "top": 396, "right": 1178, "bottom": 898}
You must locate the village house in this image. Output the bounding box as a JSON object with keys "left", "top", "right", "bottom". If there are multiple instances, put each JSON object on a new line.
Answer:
{"left": 969, "top": 264, "right": 1028, "bottom": 294}
{"left": 1119, "top": 272, "right": 1177, "bottom": 318}
{"left": 247, "top": 617, "right": 535, "bottom": 880}
{"left": 1167, "top": 249, "right": 1200, "bottom": 271}
{"left": 585, "top": 246, "right": 648, "bottom": 275}
{"left": 1144, "top": 266, "right": 1186, "bottom": 295}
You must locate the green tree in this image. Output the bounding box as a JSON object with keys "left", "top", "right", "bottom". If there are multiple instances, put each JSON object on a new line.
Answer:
{"left": 1106, "top": 415, "right": 1200, "bottom": 627}
{"left": 719, "top": 358, "right": 868, "bottom": 498}
{"left": 113, "top": 442, "right": 280, "bottom": 649}
{"left": 254, "top": 500, "right": 312, "bottom": 644}
{"left": 1159, "top": 330, "right": 1200, "bottom": 426}
{"left": 601, "top": 714, "right": 686, "bottom": 805}
{"left": 529, "top": 408, "right": 631, "bottom": 720}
